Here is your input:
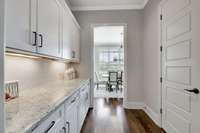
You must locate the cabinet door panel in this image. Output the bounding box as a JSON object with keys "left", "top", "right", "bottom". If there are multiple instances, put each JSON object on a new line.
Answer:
{"left": 37, "top": 0, "right": 61, "bottom": 57}
{"left": 72, "top": 22, "right": 80, "bottom": 61}
{"left": 65, "top": 97, "right": 78, "bottom": 133}
{"left": 5, "top": 0, "right": 36, "bottom": 52}
{"left": 62, "top": 9, "right": 73, "bottom": 59}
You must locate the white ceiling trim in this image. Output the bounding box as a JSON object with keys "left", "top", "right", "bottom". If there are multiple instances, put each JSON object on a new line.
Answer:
{"left": 142, "top": 0, "right": 149, "bottom": 8}
{"left": 71, "top": 0, "right": 149, "bottom": 11}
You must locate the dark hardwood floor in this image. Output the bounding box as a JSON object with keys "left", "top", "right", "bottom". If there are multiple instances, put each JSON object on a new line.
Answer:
{"left": 81, "top": 98, "right": 163, "bottom": 133}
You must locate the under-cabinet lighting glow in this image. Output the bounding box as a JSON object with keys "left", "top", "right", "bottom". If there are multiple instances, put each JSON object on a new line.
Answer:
{"left": 6, "top": 53, "right": 40, "bottom": 59}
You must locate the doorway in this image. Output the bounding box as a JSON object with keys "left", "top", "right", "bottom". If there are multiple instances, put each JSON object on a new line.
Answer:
{"left": 92, "top": 25, "right": 127, "bottom": 100}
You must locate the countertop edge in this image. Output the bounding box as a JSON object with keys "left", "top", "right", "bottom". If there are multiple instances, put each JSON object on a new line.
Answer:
{"left": 24, "top": 79, "right": 90, "bottom": 133}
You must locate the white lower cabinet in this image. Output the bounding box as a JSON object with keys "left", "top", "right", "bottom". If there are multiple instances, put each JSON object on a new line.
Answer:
{"left": 65, "top": 92, "right": 79, "bottom": 133}
{"left": 32, "top": 104, "right": 65, "bottom": 133}
{"left": 31, "top": 81, "right": 90, "bottom": 133}
{"left": 78, "top": 83, "right": 90, "bottom": 132}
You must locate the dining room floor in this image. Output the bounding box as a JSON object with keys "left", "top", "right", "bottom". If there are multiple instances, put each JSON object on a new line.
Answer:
{"left": 94, "top": 86, "right": 123, "bottom": 98}
{"left": 81, "top": 98, "right": 163, "bottom": 133}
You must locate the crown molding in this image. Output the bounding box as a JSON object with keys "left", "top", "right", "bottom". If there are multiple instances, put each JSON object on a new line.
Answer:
{"left": 71, "top": 0, "right": 149, "bottom": 11}
{"left": 142, "top": 0, "right": 149, "bottom": 8}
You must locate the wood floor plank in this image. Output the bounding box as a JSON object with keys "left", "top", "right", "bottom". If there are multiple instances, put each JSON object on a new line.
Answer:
{"left": 81, "top": 98, "right": 163, "bottom": 133}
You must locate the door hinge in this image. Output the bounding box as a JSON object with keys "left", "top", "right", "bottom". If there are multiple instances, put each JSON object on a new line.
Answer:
{"left": 160, "top": 108, "right": 163, "bottom": 114}
{"left": 160, "top": 14, "right": 163, "bottom": 21}
{"left": 160, "top": 77, "right": 163, "bottom": 83}
{"left": 160, "top": 46, "right": 163, "bottom": 52}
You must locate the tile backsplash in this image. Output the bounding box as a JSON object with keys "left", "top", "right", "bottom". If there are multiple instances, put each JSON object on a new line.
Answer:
{"left": 5, "top": 55, "right": 66, "bottom": 91}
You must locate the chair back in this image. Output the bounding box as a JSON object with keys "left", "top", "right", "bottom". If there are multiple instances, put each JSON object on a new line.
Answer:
{"left": 95, "top": 72, "right": 99, "bottom": 82}
{"left": 109, "top": 72, "right": 118, "bottom": 82}
{"left": 118, "top": 71, "right": 123, "bottom": 81}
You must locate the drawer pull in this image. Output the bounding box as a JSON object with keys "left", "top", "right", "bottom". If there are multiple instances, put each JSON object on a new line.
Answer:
{"left": 44, "top": 121, "right": 55, "bottom": 133}
{"left": 71, "top": 98, "right": 76, "bottom": 103}
{"left": 62, "top": 127, "right": 67, "bottom": 133}
{"left": 32, "top": 31, "right": 37, "bottom": 46}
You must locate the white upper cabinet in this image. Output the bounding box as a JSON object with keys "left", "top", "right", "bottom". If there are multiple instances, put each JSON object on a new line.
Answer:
{"left": 61, "top": 8, "right": 73, "bottom": 59}
{"left": 60, "top": 2, "right": 81, "bottom": 62}
{"left": 71, "top": 22, "right": 80, "bottom": 62}
{"left": 5, "top": 0, "right": 80, "bottom": 60}
{"left": 5, "top": 0, "right": 37, "bottom": 52}
{"left": 37, "top": 0, "right": 61, "bottom": 57}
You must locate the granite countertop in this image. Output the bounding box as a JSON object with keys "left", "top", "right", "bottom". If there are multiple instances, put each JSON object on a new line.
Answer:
{"left": 6, "top": 79, "right": 89, "bottom": 133}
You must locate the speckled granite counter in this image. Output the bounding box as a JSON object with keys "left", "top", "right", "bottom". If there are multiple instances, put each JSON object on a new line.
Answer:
{"left": 6, "top": 79, "right": 89, "bottom": 133}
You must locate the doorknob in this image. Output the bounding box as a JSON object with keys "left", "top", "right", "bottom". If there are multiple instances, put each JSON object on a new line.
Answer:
{"left": 184, "top": 88, "right": 199, "bottom": 94}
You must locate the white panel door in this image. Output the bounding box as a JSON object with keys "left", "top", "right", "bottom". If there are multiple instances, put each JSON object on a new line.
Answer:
{"left": 62, "top": 8, "right": 73, "bottom": 59}
{"left": 37, "top": 0, "right": 61, "bottom": 57}
{"left": 5, "top": 0, "right": 37, "bottom": 52}
{"left": 161, "top": 0, "right": 200, "bottom": 133}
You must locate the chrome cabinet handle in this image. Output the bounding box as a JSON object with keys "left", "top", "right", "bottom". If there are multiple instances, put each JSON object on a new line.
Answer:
{"left": 39, "top": 34, "right": 43, "bottom": 47}
{"left": 62, "top": 127, "right": 67, "bottom": 133}
{"left": 44, "top": 121, "right": 55, "bottom": 133}
{"left": 71, "top": 97, "right": 76, "bottom": 103}
{"left": 66, "top": 122, "right": 70, "bottom": 133}
{"left": 32, "top": 31, "right": 37, "bottom": 46}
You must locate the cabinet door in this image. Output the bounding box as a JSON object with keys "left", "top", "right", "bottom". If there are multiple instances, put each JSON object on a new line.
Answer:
{"left": 62, "top": 8, "right": 73, "bottom": 59}
{"left": 71, "top": 22, "right": 80, "bottom": 61}
{"left": 37, "top": 0, "right": 61, "bottom": 57}
{"left": 65, "top": 97, "right": 78, "bottom": 133}
{"left": 85, "top": 85, "right": 90, "bottom": 112}
{"left": 5, "top": 0, "right": 37, "bottom": 52}
{"left": 78, "top": 88, "right": 87, "bottom": 131}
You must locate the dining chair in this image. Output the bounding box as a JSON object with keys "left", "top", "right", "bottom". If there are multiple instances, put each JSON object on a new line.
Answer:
{"left": 107, "top": 72, "right": 118, "bottom": 92}
{"left": 117, "top": 71, "right": 123, "bottom": 92}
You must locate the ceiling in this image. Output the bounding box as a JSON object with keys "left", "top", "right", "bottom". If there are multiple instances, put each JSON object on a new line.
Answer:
{"left": 94, "top": 26, "right": 124, "bottom": 46}
{"left": 68, "top": 0, "right": 149, "bottom": 11}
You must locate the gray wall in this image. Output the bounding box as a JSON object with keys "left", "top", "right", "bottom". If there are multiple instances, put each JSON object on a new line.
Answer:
{"left": 143, "top": 0, "right": 161, "bottom": 116}
{"left": 0, "top": 0, "right": 5, "bottom": 132}
{"left": 74, "top": 10, "right": 144, "bottom": 102}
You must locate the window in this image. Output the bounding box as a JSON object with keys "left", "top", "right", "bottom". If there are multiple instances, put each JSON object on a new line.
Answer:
{"left": 96, "top": 47, "right": 124, "bottom": 71}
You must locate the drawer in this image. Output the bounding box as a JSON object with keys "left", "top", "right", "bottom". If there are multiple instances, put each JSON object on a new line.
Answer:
{"left": 64, "top": 91, "right": 79, "bottom": 109}
{"left": 32, "top": 104, "right": 65, "bottom": 133}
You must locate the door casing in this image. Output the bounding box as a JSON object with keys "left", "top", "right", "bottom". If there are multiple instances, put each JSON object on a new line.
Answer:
{"left": 90, "top": 23, "right": 128, "bottom": 107}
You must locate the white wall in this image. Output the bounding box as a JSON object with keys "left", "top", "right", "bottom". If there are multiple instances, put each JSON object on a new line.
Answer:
{"left": 142, "top": 0, "right": 161, "bottom": 123}
{"left": 0, "top": 0, "right": 5, "bottom": 132}
{"left": 73, "top": 10, "right": 144, "bottom": 103}
{"left": 5, "top": 56, "right": 66, "bottom": 91}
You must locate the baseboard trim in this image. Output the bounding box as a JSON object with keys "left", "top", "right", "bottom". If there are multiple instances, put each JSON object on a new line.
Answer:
{"left": 124, "top": 101, "right": 161, "bottom": 126}
{"left": 143, "top": 105, "right": 161, "bottom": 126}
{"left": 123, "top": 101, "right": 145, "bottom": 109}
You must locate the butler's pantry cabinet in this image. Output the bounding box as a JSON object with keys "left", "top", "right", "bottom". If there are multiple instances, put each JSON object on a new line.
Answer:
{"left": 61, "top": 6, "right": 73, "bottom": 59}
{"left": 71, "top": 22, "right": 80, "bottom": 62}
{"left": 37, "top": 0, "right": 61, "bottom": 57}
{"left": 5, "top": 0, "right": 36, "bottom": 52}
{"left": 5, "top": 0, "right": 80, "bottom": 61}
